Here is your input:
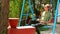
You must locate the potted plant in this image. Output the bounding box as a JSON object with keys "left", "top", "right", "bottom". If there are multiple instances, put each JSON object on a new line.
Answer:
{"left": 8, "top": 0, "right": 20, "bottom": 28}
{"left": 8, "top": 18, "right": 19, "bottom": 28}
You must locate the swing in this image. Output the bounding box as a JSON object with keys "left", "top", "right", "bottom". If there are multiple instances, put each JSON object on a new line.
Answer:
{"left": 18, "top": 0, "right": 60, "bottom": 34}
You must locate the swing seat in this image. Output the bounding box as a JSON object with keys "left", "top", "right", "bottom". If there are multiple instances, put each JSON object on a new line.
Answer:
{"left": 40, "top": 25, "right": 53, "bottom": 31}
{"left": 42, "top": 25, "right": 53, "bottom": 28}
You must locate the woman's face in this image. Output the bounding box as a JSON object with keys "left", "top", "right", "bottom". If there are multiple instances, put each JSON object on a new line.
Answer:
{"left": 44, "top": 6, "right": 49, "bottom": 11}
{"left": 44, "top": 6, "right": 52, "bottom": 11}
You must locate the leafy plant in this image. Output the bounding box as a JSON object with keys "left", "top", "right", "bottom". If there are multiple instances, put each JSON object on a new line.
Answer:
{"left": 9, "top": 0, "right": 57, "bottom": 18}
{"left": 9, "top": 0, "right": 30, "bottom": 18}
{"left": 9, "top": 0, "right": 22, "bottom": 18}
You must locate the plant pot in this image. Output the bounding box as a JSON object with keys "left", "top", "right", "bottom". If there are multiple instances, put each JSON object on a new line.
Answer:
{"left": 8, "top": 18, "right": 19, "bottom": 28}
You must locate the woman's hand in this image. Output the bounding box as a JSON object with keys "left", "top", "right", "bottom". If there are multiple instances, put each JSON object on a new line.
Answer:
{"left": 48, "top": 19, "right": 52, "bottom": 23}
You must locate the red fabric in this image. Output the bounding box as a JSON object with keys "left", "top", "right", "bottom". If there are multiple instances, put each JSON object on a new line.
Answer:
{"left": 8, "top": 28, "right": 36, "bottom": 34}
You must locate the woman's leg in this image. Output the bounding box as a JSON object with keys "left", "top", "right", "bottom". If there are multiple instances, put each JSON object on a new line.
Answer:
{"left": 35, "top": 26, "right": 41, "bottom": 34}
{"left": 34, "top": 23, "right": 45, "bottom": 34}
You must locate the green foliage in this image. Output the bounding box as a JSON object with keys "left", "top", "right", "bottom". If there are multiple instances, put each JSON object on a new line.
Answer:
{"left": 35, "top": 0, "right": 57, "bottom": 12}
{"left": 9, "top": 0, "right": 22, "bottom": 18}
{"left": 9, "top": 0, "right": 29, "bottom": 18}
{"left": 9, "top": 0, "right": 57, "bottom": 18}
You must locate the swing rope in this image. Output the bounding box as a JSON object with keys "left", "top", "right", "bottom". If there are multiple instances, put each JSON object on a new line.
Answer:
{"left": 18, "top": 0, "right": 26, "bottom": 26}
{"left": 52, "top": 0, "right": 59, "bottom": 34}
{"left": 18, "top": 0, "right": 35, "bottom": 26}
{"left": 28, "top": 0, "right": 35, "bottom": 20}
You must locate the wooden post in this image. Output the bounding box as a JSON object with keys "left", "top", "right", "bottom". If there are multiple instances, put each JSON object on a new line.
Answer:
{"left": 0, "top": 0, "right": 9, "bottom": 34}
